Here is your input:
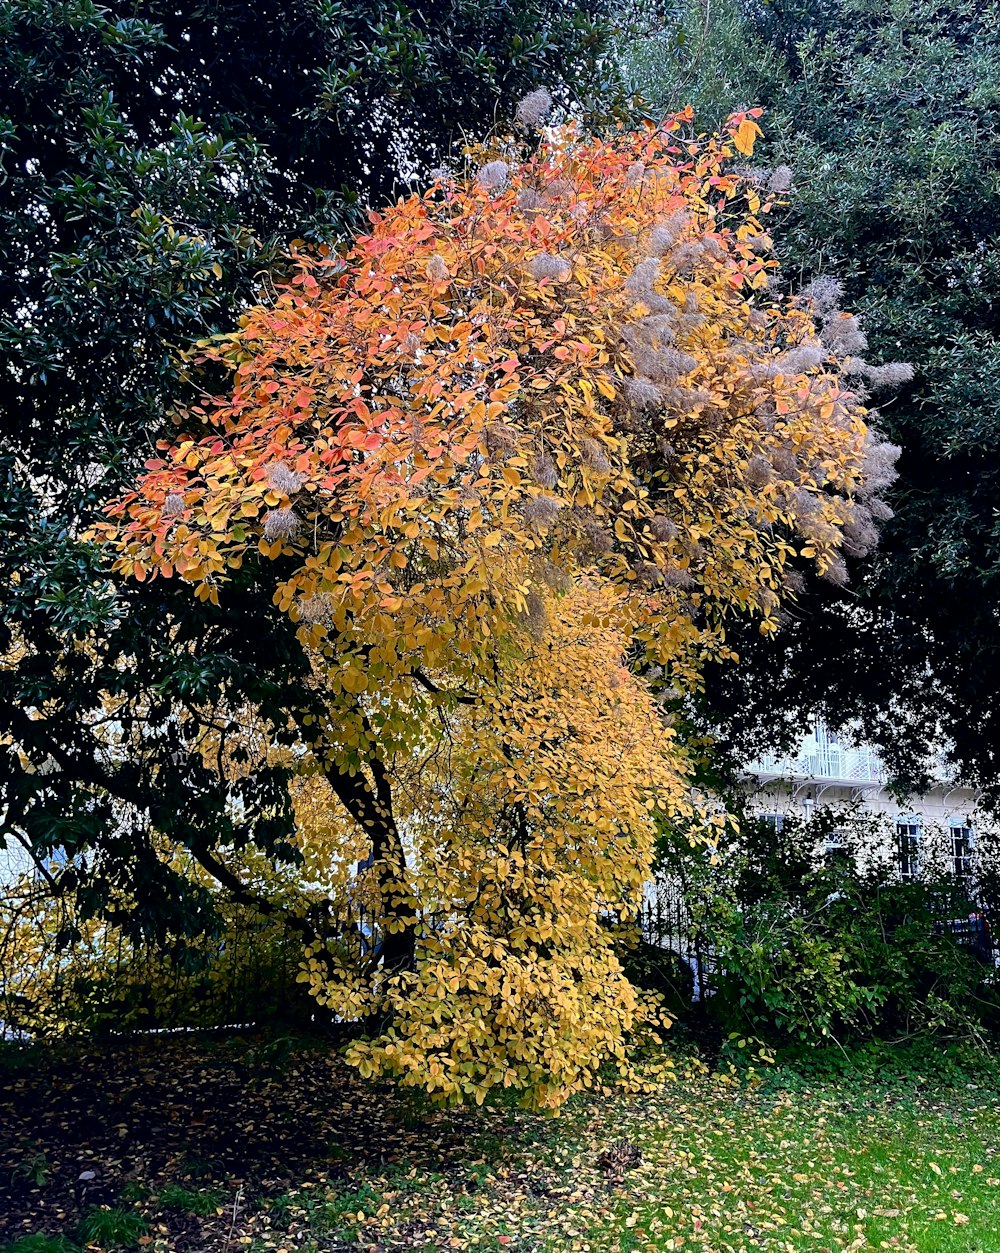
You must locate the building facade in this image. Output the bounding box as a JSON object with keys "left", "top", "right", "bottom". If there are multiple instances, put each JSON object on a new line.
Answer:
{"left": 741, "top": 720, "right": 995, "bottom": 889}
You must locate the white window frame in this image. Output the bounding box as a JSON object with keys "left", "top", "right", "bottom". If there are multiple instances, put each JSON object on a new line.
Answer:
{"left": 823, "top": 827, "right": 849, "bottom": 864}
{"left": 896, "top": 816, "right": 922, "bottom": 882}
{"left": 949, "top": 817, "right": 975, "bottom": 884}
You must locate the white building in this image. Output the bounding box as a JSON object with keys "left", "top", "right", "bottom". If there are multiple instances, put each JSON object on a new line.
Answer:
{"left": 1, "top": 840, "right": 33, "bottom": 887}
{"left": 741, "top": 720, "right": 993, "bottom": 887}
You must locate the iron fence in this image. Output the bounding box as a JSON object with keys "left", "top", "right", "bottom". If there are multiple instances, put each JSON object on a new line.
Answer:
{"left": 639, "top": 890, "right": 714, "bottom": 1000}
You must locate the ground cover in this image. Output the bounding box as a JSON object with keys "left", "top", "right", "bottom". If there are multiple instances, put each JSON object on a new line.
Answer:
{"left": 3, "top": 1034, "right": 1000, "bottom": 1253}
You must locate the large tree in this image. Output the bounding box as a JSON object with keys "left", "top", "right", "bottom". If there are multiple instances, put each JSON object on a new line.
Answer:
{"left": 0, "top": 0, "right": 621, "bottom": 938}
{"left": 624, "top": 0, "right": 1000, "bottom": 796}
{"left": 98, "top": 111, "right": 896, "bottom": 1103}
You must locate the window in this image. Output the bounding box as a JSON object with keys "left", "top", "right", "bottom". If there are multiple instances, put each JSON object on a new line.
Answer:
{"left": 950, "top": 820, "right": 974, "bottom": 883}
{"left": 897, "top": 819, "right": 921, "bottom": 882}
{"left": 760, "top": 812, "right": 785, "bottom": 835}
{"left": 824, "top": 828, "right": 849, "bottom": 867}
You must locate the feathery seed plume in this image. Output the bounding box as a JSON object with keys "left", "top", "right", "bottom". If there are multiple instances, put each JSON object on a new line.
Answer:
{"left": 298, "top": 594, "right": 333, "bottom": 624}
{"left": 263, "top": 507, "right": 300, "bottom": 542}
{"left": 770, "top": 447, "right": 799, "bottom": 479}
{"left": 668, "top": 241, "right": 704, "bottom": 273}
{"left": 650, "top": 515, "right": 677, "bottom": 542}
{"left": 531, "top": 557, "right": 570, "bottom": 592}
{"left": 661, "top": 565, "right": 694, "bottom": 589}
{"left": 426, "top": 255, "right": 450, "bottom": 282}
{"left": 623, "top": 256, "right": 673, "bottom": 312}
{"left": 518, "top": 589, "right": 549, "bottom": 638}
{"left": 647, "top": 211, "right": 691, "bottom": 256}
{"left": 625, "top": 376, "right": 662, "bottom": 411}
{"left": 800, "top": 276, "right": 843, "bottom": 320}
{"left": 743, "top": 233, "right": 773, "bottom": 254}
{"left": 821, "top": 555, "right": 850, "bottom": 586}
{"left": 529, "top": 252, "right": 572, "bottom": 282}
{"left": 265, "top": 462, "right": 304, "bottom": 494}
{"left": 745, "top": 454, "right": 773, "bottom": 487}
{"left": 633, "top": 561, "right": 662, "bottom": 588}
{"left": 784, "top": 569, "right": 806, "bottom": 596}
{"left": 532, "top": 452, "right": 558, "bottom": 489}
{"left": 485, "top": 422, "right": 518, "bottom": 461}
{"left": 515, "top": 88, "right": 553, "bottom": 128}
{"left": 543, "top": 179, "right": 573, "bottom": 202}
{"left": 522, "top": 495, "right": 562, "bottom": 532}
{"left": 625, "top": 256, "right": 660, "bottom": 297}
{"left": 821, "top": 312, "right": 867, "bottom": 355}
{"left": 477, "top": 160, "right": 510, "bottom": 190}
{"left": 580, "top": 438, "right": 611, "bottom": 474}
{"left": 761, "top": 344, "right": 826, "bottom": 377}
{"left": 576, "top": 509, "right": 613, "bottom": 558}
{"left": 627, "top": 341, "right": 697, "bottom": 384}
{"left": 865, "top": 361, "right": 914, "bottom": 391}
{"left": 767, "top": 165, "right": 793, "bottom": 193}
{"left": 868, "top": 497, "right": 894, "bottom": 522}
{"left": 841, "top": 504, "right": 879, "bottom": 558}
{"left": 858, "top": 436, "right": 901, "bottom": 495}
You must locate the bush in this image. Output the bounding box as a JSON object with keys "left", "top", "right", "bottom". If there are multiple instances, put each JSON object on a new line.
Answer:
{"left": 618, "top": 939, "right": 695, "bottom": 1019}
{"left": 0, "top": 863, "right": 317, "bottom": 1039}
{"left": 666, "top": 808, "right": 1000, "bottom": 1052}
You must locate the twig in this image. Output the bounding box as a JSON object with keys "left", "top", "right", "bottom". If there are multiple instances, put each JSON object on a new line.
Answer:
{"left": 222, "top": 1182, "right": 244, "bottom": 1253}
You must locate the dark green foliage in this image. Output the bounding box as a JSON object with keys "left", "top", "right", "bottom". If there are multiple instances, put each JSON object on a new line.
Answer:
{"left": 625, "top": 0, "right": 1000, "bottom": 799}
{"left": 156, "top": 1182, "right": 223, "bottom": 1216}
{"left": 10, "top": 1148, "right": 51, "bottom": 1188}
{"left": 0, "top": 1237, "right": 79, "bottom": 1253}
{"left": 751, "top": 1034, "right": 1000, "bottom": 1096}
{"left": 75, "top": 1208, "right": 147, "bottom": 1250}
{"left": 618, "top": 939, "right": 695, "bottom": 1017}
{"left": 682, "top": 809, "right": 1000, "bottom": 1050}
{"left": 0, "top": 1, "right": 619, "bottom": 942}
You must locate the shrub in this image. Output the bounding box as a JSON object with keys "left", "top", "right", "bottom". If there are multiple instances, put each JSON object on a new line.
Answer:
{"left": 668, "top": 808, "right": 1000, "bottom": 1051}
{"left": 0, "top": 858, "right": 315, "bottom": 1039}
{"left": 618, "top": 939, "right": 695, "bottom": 1019}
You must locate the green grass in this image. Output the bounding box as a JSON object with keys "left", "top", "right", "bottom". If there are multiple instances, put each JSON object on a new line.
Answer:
{"left": 156, "top": 1182, "right": 224, "bottom": 1216}
{"left": 74, "top": 1209, "right": 147, "bottom": 1251}
{"left": 9, "top": 1043, "right": 1000, "bottom": 1252}
{"left": 0, "top": 1237, "right": 78, "bottom": 1253}
{"left": 244, "top": 1054, "right": 1000, "bottom": 1252}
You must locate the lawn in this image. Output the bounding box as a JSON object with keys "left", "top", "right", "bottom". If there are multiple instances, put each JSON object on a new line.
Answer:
{"left": 3, "top": 1034, "right": 1000, "bottom": 1252}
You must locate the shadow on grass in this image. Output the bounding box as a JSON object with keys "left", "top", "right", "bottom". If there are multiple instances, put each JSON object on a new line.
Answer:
{"left": 0, "top": 1029, "right": 509, "bottom": 1247}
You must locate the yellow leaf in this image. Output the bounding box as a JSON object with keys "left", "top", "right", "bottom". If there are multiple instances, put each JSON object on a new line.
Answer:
{"left": 341, "top": 666, "right": 368, "bottom": 694}
{"left": 732, "top": 118, "right": 761, "bottom": 156}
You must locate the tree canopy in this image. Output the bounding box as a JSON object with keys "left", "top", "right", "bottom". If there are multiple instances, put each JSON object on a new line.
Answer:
{"left": 624, "top": 0, "right": 1000, "bottom": 795}
{"left": 96, "top": 111, "right": 896, "bottom": 1104}
{"left": 0, "top": 0, "right": 620, "bottom": 939}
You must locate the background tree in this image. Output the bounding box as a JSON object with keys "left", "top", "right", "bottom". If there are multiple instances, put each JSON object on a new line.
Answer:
{"left": 0, "top": 0, "right": 621, "bottom": 940}
{"left": 99, "top": 112, "right": 897, "bottom": 1104}
{"left": 622, "top": 0, "right": 1000, "bottom": 796}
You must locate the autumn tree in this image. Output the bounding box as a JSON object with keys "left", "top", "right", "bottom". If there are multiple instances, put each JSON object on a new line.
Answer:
{"left": 0, "top": 0, "right": 622, "bottom": 940}
{"left": 97, "top": 107, "right": 901, "bottom": 1105}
